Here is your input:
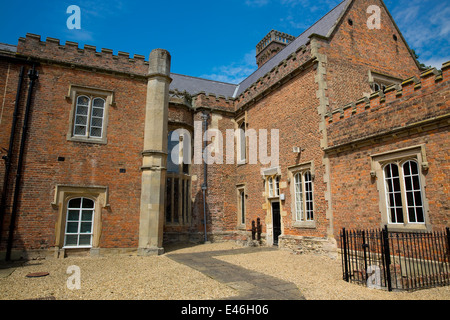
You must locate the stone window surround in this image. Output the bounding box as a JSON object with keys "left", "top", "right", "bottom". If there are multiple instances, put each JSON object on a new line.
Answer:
{"left": 287, "top": 161, "right": 316, "bottom": 229}
{"left": 52, "top": 184, "right": 109, "bottom": 256}
{"left": 370, "top": 145, "right": 431, "bottom": 232}
{"left": 66, "top": 84, "right": 115, "bottom": 145}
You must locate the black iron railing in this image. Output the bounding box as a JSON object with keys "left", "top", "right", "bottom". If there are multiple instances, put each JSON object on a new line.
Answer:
{"left": 340, "top": 226, "right": 450, "bottom": 291}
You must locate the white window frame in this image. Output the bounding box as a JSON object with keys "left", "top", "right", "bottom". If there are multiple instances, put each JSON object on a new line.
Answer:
{"left": 73, "top": 95, "right": 106, "bottom": 139}
{"left": 288, "top": 162, "right": 316, "bottom": 228}
{"left": 383, "top": 160, "right": 425, "bottom": 225}
{"left": 64, "top": 197, "right": 95, "bottom": 249}
{"left": 371, "top": 145, "right": 430, "bottom": 232}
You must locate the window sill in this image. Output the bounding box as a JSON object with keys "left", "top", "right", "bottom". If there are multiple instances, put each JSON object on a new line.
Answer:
{"left": 386, "top": 223, "right": 429, "bottom": 233}
{"left": 67, "top": 136, "right": 107, "bottom": 145}
{"left": 293, "top": 220, "right": 316, "bottom": 229}
{"left": 237, "top": 224, "right": 246, "bottom": 230}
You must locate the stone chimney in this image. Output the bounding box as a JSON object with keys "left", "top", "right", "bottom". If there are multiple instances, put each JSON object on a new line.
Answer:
{"left": 256, "top": 30, "right": 295, "bottom": 68}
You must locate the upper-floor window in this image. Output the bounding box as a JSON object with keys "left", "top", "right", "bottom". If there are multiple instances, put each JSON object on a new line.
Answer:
{"left": 73, "top": 95, "right": 106, "bottom": 138}
{"left": 66, "top": 85, "right": 114, "bottom": 145}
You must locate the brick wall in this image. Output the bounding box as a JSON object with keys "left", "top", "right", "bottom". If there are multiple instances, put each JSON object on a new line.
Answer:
{"left": 323, "top": 0, "right": 421, "bottom": 112}
{"left": 326, "top": 62, "right": 450, "bottom": 238}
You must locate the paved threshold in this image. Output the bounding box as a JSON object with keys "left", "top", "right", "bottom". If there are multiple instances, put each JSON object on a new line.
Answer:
{"left": 167, "top": 247, "right": 305, "bottom": 300}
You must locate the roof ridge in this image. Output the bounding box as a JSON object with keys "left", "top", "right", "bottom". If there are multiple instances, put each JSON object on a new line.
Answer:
{"left": 234, "top": 0, "right": 349, "bottom": 95}
{"left": 171, "top": 72, "right": 238, "bottom": 87}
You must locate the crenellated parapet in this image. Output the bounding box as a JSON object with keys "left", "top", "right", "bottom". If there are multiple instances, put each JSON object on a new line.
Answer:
{"left": 326, "top": 62, "right": 449, "bottom": 125}
{"left": 17, "top": 33, "right": 149, "bottom": 76}
{"left": 325, "top": 61, "right": 450, "bottom": 149}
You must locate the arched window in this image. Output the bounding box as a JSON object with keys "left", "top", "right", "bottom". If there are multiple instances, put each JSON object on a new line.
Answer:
{"left": 64, "top": 197, "right": 95, "bottom": 248}
{"left": 73, "top": 95, "right": 106, "bottom": 138}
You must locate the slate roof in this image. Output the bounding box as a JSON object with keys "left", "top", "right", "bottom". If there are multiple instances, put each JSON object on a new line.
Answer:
{"left": 170, "top": 73, "right": 238, "bottom": 98}
{"left": 0, "top": 42, "right": 17, "bottom": 53}
{"left": 168, "top": 0, "right": 350, "bottom": 98}
{"left": 235, "top": 0, "right": 350, "bottom": 97}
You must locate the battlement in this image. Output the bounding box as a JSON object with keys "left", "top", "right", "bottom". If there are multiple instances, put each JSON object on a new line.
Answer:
{"left": 325, "top": 61, "right": 450, "bottom": 125}
{"left": 17, "top": 33, "right": 149, "bottom": 76}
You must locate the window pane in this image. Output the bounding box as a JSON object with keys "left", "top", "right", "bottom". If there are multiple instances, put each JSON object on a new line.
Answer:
{"left": 294, "top": 173, "right": 303, "bottom": 221}
{"left": 67, "top": 222, "right": 78, "bottom": 233}
{"left": 65, "top": 235, "right": 78, "bottom": 246}
{"left": 81, "top": 210, "right": 93, "bottom": 221}
{"left": 80, "top": 222, "right": 92, "bottom": 234}
{"left": 68, "top": 210, "right": 79, "bottom": 221}
{"left": 75, "top": 115, "right": 88, "bottom": 125}
{"left": 93, "top": 98, "right": 105, "bottom": 108}
{"left": 416, "top": 207, "right": 424, "bottom": 223}
{"left": 68, "top": 198, "right": 82, "bottom": 208}
{"left": 82, "top": 198, "right": 95, "bottom": 209}
{"left": 76, "top": 105, "right": 88, "bottom": 116}
{"left": 77, "top": 96, "right": 89, "bottom": 106}
{"left": 74, "top": 125, "right": 87, "bottom": 136}
{"left": 90, "top": 127, "right": 102, "bottom": 137}
{"left": 92, "top": 108, "right": 104, "bottom": 117}
{"left": 79, "top": 235, "right": 92, "bottom": 246}
{"left": 240, "top": 190, "right": 245, "bottom": 224}
{"left": 91, "top": 117, "right": 103, "bottom": 127}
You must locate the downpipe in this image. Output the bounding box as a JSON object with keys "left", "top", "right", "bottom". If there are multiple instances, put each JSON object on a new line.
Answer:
{"left": 5, "top": 65, "right": 39, "bottom": 261}
{"left": 201, "top": 112, "right": 209, "bottom": 243}
{"left": 0, "top": 66, "right": 25, "bottom": 246}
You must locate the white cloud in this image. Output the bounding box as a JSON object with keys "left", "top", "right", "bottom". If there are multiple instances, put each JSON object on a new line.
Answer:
{"left": 200, "top": 50, "right": 257, "bottom": 84}
{"left": 245, "top": 0, "right": 270, "bottom": 7}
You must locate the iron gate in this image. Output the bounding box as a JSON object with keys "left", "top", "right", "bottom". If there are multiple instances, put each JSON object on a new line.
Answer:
{"left": 340, "top": 226, "right": 450, "bottom": 291}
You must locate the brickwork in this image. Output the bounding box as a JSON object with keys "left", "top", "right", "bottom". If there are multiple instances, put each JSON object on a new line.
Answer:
{"left": 326, "top": 62, "right": 450, "bottom": 239}
{"left": 0, "top": 0, "right": 448, "bottom": 257}
{"left": 322, "top": 0, "right": 420, "bottom": 112}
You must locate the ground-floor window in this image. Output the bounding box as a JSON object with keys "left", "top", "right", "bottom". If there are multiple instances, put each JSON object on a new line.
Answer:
{"left": 64, "top": 197, "right": 95, "bottom": 248}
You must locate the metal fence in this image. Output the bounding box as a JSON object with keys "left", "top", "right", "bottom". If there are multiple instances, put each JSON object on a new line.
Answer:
{"left": 340, "top": 226, "right": 450, "bottom": 291}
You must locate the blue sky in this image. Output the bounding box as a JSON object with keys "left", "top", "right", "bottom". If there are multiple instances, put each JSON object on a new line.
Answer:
{"left": 0, "top": 0, "right": 448, "bottom": 84}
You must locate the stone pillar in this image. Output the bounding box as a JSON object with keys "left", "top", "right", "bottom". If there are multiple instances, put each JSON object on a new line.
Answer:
{"left": 138, "top": 49, "right": 172, "bottom": 256}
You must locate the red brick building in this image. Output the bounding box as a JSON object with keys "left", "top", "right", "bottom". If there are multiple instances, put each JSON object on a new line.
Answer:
{"left": 0, "top": 0, "right": 448, "bottom": 259}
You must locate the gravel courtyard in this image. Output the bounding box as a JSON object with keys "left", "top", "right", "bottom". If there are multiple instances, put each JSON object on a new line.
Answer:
{"left": 0, "top": 242, "right": 449, "bottom": 300}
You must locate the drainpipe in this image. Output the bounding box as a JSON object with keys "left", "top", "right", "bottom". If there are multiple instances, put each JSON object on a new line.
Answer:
{"left": 5, "top": 65, "right": 39, "bottom": 261}
{"left": 0, "top": 66, "right": 25, "bottom": 246}
{"left": 201, "top": 112, "right": 209, "bottom": 243}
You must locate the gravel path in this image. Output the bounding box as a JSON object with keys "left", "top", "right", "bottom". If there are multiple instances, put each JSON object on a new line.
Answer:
{"left": 0, "top": 242, "right": 449, "bottom": 300}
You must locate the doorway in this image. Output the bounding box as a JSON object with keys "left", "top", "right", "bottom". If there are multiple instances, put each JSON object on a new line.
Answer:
{"left": 271, "top": 201, "right": 281, "bottom": 246}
